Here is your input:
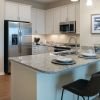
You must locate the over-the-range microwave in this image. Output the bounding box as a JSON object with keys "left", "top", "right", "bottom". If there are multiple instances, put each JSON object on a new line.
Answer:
{"left": 60, "top": 21, "right": 76, "bottom": 33}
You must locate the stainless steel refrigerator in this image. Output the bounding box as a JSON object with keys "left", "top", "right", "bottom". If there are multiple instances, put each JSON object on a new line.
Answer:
{"left": 4, "top": 20, "right": 32, "bottom": 74}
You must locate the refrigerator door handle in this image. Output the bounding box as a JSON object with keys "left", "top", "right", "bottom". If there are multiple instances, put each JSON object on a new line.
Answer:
{"left": 18, "top": 29, "right": 22, "bottom": 56}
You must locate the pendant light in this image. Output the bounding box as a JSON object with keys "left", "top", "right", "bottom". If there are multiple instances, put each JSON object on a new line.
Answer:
{"left": 86, "top": 0, "right": 93, "bottom": 6}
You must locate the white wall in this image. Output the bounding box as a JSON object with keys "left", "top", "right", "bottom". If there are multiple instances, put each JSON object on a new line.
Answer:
{"left": 80, "top": 0, "right": 100, "bottom": 46}
{"left": 0, "top": 0, "right": 4, "bottom": 74}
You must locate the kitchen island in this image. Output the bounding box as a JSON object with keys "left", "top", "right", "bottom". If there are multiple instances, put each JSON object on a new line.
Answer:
{"left": 10, "top": 53, "right": 100, "bottom": 100}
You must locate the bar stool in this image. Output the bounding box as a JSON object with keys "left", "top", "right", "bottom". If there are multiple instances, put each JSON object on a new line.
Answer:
{"left": 61, "top": 72, "right": 100, "bottom": 100}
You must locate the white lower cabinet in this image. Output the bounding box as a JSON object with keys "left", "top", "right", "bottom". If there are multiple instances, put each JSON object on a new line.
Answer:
{"left": 32, "top": 45, "right": 53, "bottom": 55}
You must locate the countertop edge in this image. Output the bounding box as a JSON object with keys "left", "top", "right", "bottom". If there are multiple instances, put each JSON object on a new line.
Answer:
{"left": 10, "top": 58, "right": 100, "bottom": 74}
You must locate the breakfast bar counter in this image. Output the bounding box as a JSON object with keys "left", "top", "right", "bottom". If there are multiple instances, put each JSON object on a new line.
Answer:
{"left": 10, "top": 53, "right": 100, "bottom": 100}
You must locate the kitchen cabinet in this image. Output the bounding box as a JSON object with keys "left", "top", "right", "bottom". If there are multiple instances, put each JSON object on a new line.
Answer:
{"left": 32, "top": 45, "right": 48, "bottom": 55}
{"left": 32, "top": 45, "right": 39, "bottom": 55}
{"left": 75, "top": 2, "right": 80, "bottom": 34}
{"left": 68, "top": 4, "right": 76, "bottom": 21}
{"left": 54, "top": 7, "right": 61, "bottom": 34}
{"left": 46, "top": 9, "right": 54, "bottom": 34}
{"left": 5, "top": 2, "right": 19, "bottom": 21}
{"left": 60, "top": 5, "right": 68, "bottom": 22}
{"left": 45, "top": 4, "right": 79, "bottom": 34}
{"left": 36, "top": 9, "right": 45, "bottom": 34}
{"left": 32, "top": 45, "right": 54, "bottom": 55}
{"left": 32, "top": 8, "right": 37, "bottom": 34}
{"left": 19, "top": 4, "right": 31, "bottom": 22}
{"left": 32, "top": 8, "right": 45, "bottom": 34}
{"left": 5, "top": 1, "right": 31, "bottom": 22}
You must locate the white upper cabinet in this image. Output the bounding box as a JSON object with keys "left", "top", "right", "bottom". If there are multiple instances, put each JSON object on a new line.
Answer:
{"left": 32, "top": 8, "right": 45, "bottom": 34}
{"left": 46, "top": 9, "right": 54, "bottom": 34}
{"left": 19, "top": 4, "right": 31, "bottom": 22}
{"left": 5, "top": 1, "right": 31, "bottom": 22}
{"left": 5, "top": 2, "right": 19, "bottom": 20}
{"left": 60, "top": 5, "right": 68, "bottom": 22}
{"left": 75, "top": 2, "right": 80, "bottom": 34}
{"left": 68, "top": 4, "right": 76, "bottom": 21}
{"left": 36, "top": 9, "right": 45, "bottom": 34}
{"left": 54, "top": 7, "right": 61, "bottom": 34}
{"left": 32, "top": 8, "right": 37, "bottom": 34}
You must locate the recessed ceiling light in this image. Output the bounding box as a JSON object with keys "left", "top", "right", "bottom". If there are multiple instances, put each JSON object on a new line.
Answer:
{"left": 86, "top": 0, "right": 93, "bottom": 6}
{"left": 70, "top": 0, "right": 79, "bottom": 2}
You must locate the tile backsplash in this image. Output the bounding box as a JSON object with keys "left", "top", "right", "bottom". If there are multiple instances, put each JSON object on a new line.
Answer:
{"left": 32, "top": 34, "right": 80, "bottom": 44}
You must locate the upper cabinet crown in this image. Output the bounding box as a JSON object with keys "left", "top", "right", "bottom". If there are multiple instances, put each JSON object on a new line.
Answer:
{"left": 5, "top": 1, "right": 32, "bottom": 22}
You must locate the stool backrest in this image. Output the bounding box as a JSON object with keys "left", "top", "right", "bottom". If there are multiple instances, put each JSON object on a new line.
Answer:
{"left": 88, "top": 72, "right": 100, "bottom": 95}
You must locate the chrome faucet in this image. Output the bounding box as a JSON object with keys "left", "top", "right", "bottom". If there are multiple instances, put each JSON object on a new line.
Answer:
{"left": 68, "top": 36, "right": 78, "bottom": 54}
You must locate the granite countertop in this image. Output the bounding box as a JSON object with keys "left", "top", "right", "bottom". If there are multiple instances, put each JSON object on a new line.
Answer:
{"left": 9, "top": 53, "right": 100, "bottom": 74}
{"left": 32, "top": 43, "right": 80, "bottom": 48}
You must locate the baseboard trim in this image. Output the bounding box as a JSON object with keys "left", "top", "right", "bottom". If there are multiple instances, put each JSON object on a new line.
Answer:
{"left": 0, "top": 72, "right": 5, "bottom": 75}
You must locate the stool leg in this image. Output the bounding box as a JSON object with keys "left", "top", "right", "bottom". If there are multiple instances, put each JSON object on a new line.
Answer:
{"left": 61, "top": 89, "right": 64, "bottom": 100}
{"left": 82, "top": 96, "right": 85, "bottom": 100}
{"left": 88, "top": 96, "right": 89, "bottom": 100}
{"left": 77, "top": 95, "right": 79, "bottom": 100}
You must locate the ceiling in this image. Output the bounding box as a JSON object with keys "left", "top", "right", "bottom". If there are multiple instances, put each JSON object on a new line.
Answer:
{"left": 33, "top": 0, "right": 60, "bottom": 3}
{"left": 7, "top": 0, "right": 71, "bottom": 4}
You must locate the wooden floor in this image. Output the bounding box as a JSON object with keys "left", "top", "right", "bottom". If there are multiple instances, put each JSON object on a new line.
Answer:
{"left": 0, "top": 75, "right": 10, "bottom": 100}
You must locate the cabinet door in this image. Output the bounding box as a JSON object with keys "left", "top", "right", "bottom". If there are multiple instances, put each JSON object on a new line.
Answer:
{"left": 68, "top": 4, "right": 76, "bottom": 21}
{"left": 36, "top": 9, "right": 45, "bottom": 34}
{"left": 60, "top": 5, "right": 68, "bottom": 22}
{"left": 76, "top": 2, "right": 80, "bottom": 34}
{"left": 38, "top": 46, "right": 48, "bottom": 54}
{"left": 32, "top": 8, "right": 37, "bottom": 34}
{"left": 54, "top": 7, "right": 61, "bottom": 34}
{"left": 5, "top": 1, "right": 18, "bottom": 20}
{"left": 32, "top": 46, "right": 39, "bottom": 55}
{"left": 46, "top": 9, "right": 54, "bottom": 34}
{"left": 19, "top": 4, "right": 31, "bottom": 22}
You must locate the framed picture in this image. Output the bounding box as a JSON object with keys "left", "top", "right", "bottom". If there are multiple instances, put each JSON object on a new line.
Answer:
{"left": 91, "top": 14, "right": 100, "bottom": 34}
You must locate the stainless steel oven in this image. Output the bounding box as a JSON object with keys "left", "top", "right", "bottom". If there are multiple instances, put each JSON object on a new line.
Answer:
{"left": 60, "top": 21, "right": 76, "bottom": 33}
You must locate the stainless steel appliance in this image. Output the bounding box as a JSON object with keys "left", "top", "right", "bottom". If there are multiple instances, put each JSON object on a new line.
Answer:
{"left": 60, "top": 21, "right": 76, "bottom": 33}
{"left": 4, "top": 20, "right": 32, "bottom": 74}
